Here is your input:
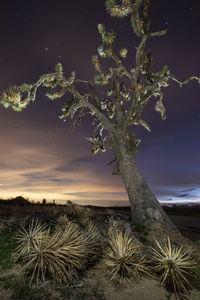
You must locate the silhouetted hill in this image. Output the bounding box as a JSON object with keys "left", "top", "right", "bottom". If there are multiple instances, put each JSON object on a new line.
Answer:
{"left": 0, "top": 196, "right": 31, "bottom": 205}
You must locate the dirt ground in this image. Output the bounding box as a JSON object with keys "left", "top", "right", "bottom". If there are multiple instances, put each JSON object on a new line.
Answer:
{"left": 82, "top": 262, "right": 200, "bottom": 300}
{"left": 1, "top": 262, "right": 200, "bottom": 300}
{"left": 0, "top": 205, "right": 200, "bottom": 300}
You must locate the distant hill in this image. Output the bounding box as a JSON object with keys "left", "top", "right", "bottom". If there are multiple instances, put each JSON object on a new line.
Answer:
{"left": 0, "top": 196, "right": 31, "bottom": 205}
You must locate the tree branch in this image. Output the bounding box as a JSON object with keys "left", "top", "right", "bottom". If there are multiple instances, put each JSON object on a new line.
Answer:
{"left": 68, "top": 84, "right": 116, "bottom": 136}
{"left": 169, "top": 74, "right": 200, "bottom": 87}
{"left": 113, "top": 75, "right": 124, "bottom": 128}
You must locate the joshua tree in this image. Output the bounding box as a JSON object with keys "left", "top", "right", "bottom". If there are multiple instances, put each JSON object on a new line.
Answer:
{"left": 1, "top": 0, "right": 199, "bottom": 231}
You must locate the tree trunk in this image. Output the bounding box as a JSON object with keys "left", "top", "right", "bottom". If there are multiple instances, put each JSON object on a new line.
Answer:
{"left": 112, "top": 138, "right": 179, "bottom": 232}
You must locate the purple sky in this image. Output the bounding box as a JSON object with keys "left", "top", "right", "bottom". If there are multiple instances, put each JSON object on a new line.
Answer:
{"left": 0, "top": 0, "right": 200, "bottom": 206}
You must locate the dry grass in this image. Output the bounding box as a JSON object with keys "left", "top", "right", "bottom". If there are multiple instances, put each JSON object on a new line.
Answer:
{"left": 103, "top": 228, "right": 149, "bottom": 284}
{"left": 150, "top": 237, "right": 196, "bottom": 297}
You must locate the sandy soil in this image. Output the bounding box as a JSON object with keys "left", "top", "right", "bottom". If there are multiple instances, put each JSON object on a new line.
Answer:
{"left": 1, "top": 270, "right": 200, "bottom": 300}
{"left": 0, "top": 285, "right": 12, "bottom": 300}
{"left": 81, "top": 261, "right": 200, "bottom": 300}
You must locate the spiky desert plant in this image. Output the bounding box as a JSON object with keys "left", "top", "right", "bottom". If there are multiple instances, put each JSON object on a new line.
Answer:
{"left": 104, "top": 228, "right": 149, "bottom": 283}
{"left": 107, "top": 216, "right": 124, "bottom": 234}
{"left": 81, "top": 207, "right": 96, "bottom": 224}
{"left": 82, "top": 220, "right": 103, "bottom": 263}
{"left": 14, "top": 219, "right": 47, "bottom": 259}
{"left": 150, "top": 237, "right": 196, "bottom": 297}
{"left": 15, "top": 221, "right": 88, "bottom": 285}
{"left": 65, "top": 200, "right": 77, "bottom": 219}
{"left": 54, "top": 214, "right": 71, "bottom": 232}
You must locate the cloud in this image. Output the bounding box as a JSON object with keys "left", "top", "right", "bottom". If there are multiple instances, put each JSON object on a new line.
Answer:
{"left": 180, "top": 188, "right": 195, "bottom": 193}
{"left": 0, "top": 116, "right": 128, "bottom": 203}
{"left": 178, "top": 193, "right": 190, "bottom": 198}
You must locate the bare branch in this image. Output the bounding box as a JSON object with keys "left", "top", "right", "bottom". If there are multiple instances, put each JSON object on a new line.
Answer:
{"left": 150, "top": 29, "right": 167, "bottom": 37}
{"left": 107, "top": 156, "right": 117, "bottom": 166}
{"left": 169, "top": 74, "right": 200, "bottom": 87}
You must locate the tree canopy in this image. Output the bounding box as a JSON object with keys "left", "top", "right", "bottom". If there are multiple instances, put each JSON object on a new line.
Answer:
{"left": 1, "top": 0, "right": 200, "bottom": 164}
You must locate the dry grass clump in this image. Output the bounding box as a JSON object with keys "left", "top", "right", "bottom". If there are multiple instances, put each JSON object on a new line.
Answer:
{"left": 103, "top": 228, "right": 149, "bottom": 284}
{"left": 150, "top": 237, "right": 196, "bottom": 297}
{"left": 14, "top": 219, "right": 88, "bottom": 285}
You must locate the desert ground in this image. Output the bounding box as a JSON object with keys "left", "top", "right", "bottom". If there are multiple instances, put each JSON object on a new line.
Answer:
{"left": 0, "top": 202, "right": 200, "bottom": 300}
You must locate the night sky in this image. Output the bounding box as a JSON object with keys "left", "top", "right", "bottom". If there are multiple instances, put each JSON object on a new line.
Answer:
{"left": 0, "top": 0, "right": 200, "bottom": 206}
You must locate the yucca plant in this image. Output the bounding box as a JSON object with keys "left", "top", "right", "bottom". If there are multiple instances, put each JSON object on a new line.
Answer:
{"left": 14, "top": 220, "right": 88, "bottom": 285}
{"left": 107, "top": 216, "right": 124, "bottom": 234}
{"left": 54, "top": 214, "right": 71, "bottom": 232}
{"left": 103, "top": 228, "right": 149, "bottom": 284}
{"left": 65, "top": 200, "right": 77, "bottom": 219}
{"left": 14, "top": 219, "right": 47, "bottom": 259}
{"left": 82, "top": 220, "right": 103, "bottom": 264}
{"left": 150, "top": 237, "right": 196, "bottom": 297}
{"left": 83, "top": 207, "right": 96, "bottom": 220}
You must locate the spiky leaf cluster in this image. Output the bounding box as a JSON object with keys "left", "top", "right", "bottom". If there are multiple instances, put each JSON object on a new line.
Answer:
{"left": 85, "top": 134, "right": 108, "bottom": 155}
{"left": 105, "top": 0, "right": 132, "bottom": 18}
{"left": 1, "top": 84, "right": 33, "bottom": 112}
{"left": 104, "top": 228, "right": 149, "bottom": 283}
{"left": 14, "top": 219, "right": 47, "bottom": 258}
{"left": 92, "top": 23, "right": 118, "bottom": 86}
{"left": 14, "top": 218, "right": 88, "bottom": 285}
{"left": 150, "top": 237, "right": 196, "bottom": 297}
{"left": 82, "top": 220, "right": 103, "bottom": 263}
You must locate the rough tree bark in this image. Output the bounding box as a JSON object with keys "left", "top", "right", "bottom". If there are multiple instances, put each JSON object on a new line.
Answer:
{"left": 111, "top": 131, "right": 178, "bottom": 232}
